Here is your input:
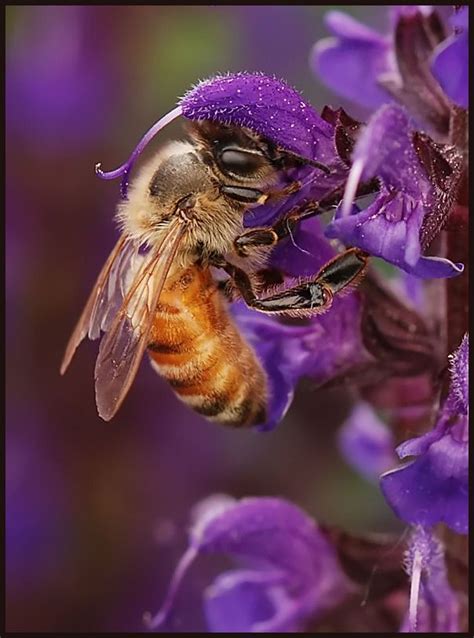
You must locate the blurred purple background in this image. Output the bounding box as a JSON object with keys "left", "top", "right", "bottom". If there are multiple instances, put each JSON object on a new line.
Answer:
{"left": 6, "top": 6, "right": 399, "bottom": 632}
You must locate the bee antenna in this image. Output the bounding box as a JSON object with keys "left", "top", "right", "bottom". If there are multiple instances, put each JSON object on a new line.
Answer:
{"left": 95, "top": 105, "right": 183, "bottom": 199}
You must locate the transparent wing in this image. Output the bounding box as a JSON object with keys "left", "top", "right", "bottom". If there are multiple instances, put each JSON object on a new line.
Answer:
{"left": 90, "top": 238, "right": 139, "bottom": 339}
{"left": 94, "top": 222, "right": 186, "bottom": 421}
{"left": 60, "top": 234, "right": 136, "bottom": 375}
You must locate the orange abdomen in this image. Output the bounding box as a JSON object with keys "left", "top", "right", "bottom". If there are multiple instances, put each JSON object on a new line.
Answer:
{"left": 147, "top": 265, "right": 267, "bottom": 427}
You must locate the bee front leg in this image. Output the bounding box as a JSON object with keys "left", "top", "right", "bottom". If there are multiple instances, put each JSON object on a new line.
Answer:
{"left": 214, "top": 248, "right": 369, "bottom": 317}
{"left": 234, "top": 200, "right": 321, "bottom": 257}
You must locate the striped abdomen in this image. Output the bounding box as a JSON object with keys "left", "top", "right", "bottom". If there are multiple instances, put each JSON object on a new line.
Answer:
{"left": 148, "top": 265, "right": 267, "bottom": 427}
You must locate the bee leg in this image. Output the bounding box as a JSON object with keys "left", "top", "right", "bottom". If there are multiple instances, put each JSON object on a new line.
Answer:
{"left": 234, "top": 200, "right": 321, "bottom": 257}
{"left": 254, "top": 267, "right": 285, "bottom": 291}
{"left": 216, "top": 248, "right": 369, "bottom": 316}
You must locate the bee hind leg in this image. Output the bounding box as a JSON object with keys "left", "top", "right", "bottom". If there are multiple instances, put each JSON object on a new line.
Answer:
{"left": 214, "top": 248, "right": 369, "bottom": 317}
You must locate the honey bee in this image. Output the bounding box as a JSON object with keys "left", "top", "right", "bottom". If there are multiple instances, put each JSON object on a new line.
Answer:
{"left": 61, "top": 119, "right": 368, "bottom": 426}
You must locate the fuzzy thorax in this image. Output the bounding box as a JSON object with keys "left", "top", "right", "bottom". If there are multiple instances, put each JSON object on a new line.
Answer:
{"left": 115, "top": 141, "right": 252, "bottom": 264}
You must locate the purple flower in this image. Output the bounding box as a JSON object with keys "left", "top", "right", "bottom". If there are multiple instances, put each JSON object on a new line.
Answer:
{"left": 431, "top": 7, "right": 469, "bottom": 108}
{"left": 337, "top": 402, "right": 397, "bottom": 481}
{"left": 145, "top": 495, "right": 351, "bottom": 632}
{"left": 180, "top": 72, "right": 335, "bottom": 163}
{"left": 381, "top": 335, "right": 469, "bottom": 534}
{"left": 310, "top": 10, "right": 394, "bottom": 110}
{"left": 325, "top": 104, "right": 463, "bottom": 278}
{"left": 401, "top": 526, "right": 459, "bottom": 632}
{"left": 311, "top": 7, "right": 459, "bottom": 137}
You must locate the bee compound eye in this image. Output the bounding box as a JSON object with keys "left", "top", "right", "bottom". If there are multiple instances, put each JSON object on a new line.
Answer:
{"left": 218, "top": 148, "right": 266, "bottom": 177}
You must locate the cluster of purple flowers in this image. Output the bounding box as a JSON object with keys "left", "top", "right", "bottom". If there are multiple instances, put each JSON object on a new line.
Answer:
{"left": 101, "top": 6, "right": 468, "bottom": 633}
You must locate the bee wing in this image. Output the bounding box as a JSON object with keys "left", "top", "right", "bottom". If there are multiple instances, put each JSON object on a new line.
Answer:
{"left": 90, "top": 237, "right": 139, "bottom": 339}
{"left": 60, "top": 233, "right": 136, "bottom": 375}
{"left": 94, "top": 221, "right": 186, "bottom": 421}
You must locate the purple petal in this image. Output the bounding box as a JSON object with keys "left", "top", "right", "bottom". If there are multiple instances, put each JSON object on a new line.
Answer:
{"left": 431, "top": 7, "right": 468, "bottom": 108}
{"left": 196, "top": 497, "right": 351, "bottom": 631}
{"left": 204, "top": 569, "right": 302, "bottom": 633}
{"left": 381, "top": 422, "right": 468, "bottom": 534}
{"left": 192, "top": 497, "right": 334, "bottom": 576}
{"left": 251, "top": 291, "right": 366, "bottom": 399}
{"left": 381, "top": 336, "right": 469, "bottom": 534}
{"left": 330, "top": 195, "right": 421, "bottom": 263}
{"left": 450, "top": 6, "right": 468, "bottom": 30}
{"left": 396, "top": 419, "right": 444, "bottom": 460}
{"left": 405, "top": 255, "right": 464, "bottom": 279}
{"left": 230, "top": 301, "right": 312, "bottom": 432}
{"left": 353, "top": 105, "right": 430, "bottom": 196}
{"left": 235, "top": 295, "right": 365, "bottom": 433}
{"left": 180, "top": 72, "right": 335, "bottom": 162}
{"left": 190, "top": 493, "right": 238, "bottom": 540}
{"left": 327, "top": 198, "right": 464, "bottom": 279}
{"left": 327, "top": 197, "right": 415, "bottom": 268}
{"left": 432, "top": 32, "right": 468, "bottom": 108}
{"left": 338, "top": 402, "right": 397, "bottom": 480}
{"left": 310, "top": 11, "right": 393, "bottom": 109}
{"left": 324, "top": 11, "right": 386, "bottom": 42}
